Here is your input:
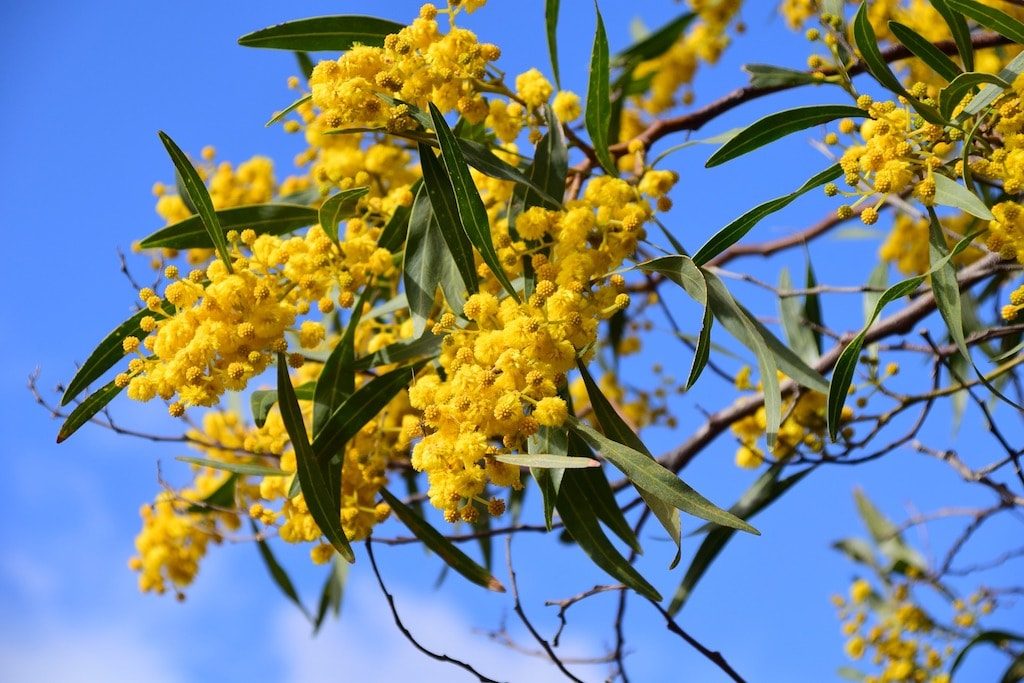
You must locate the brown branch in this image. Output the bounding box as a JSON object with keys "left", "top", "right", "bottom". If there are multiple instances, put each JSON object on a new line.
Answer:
{"left": 545, "top": 584, "right": 627, "bottom": 648}
{"left": 657, "top": 254, "right": 1008, "bottom": 476}
{"left": 365, "top": 540, "right": 502, "bottom": 683}
{"left": 505, "top": 537, "right": 585, "bottom": 683}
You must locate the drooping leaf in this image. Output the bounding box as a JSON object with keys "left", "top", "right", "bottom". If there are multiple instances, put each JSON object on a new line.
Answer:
{"left": 319, "top": 187, "right": 369, "bottom": 243}
{"left": 888, "top": 21, "right": 961, "bottom": 83}
{"left": 314, "top": 555, "right": 349, "bottom": 633}
{"left": 779, "top": 268, "right": 819, "bottom": 365}
{"left": 251, "top": 519, "right": 312, "bottom": 621}
{"left": 295, "top": 51, "right": 316, "bottom": 81}
{"left": 545, "top": 0, "right": 561, "bottom": 88}
{"left": 566, "top": 414, "right": 758, "bottom": 534}
{"left": 404, "top": 186, "right": 447, "bottom": 337}
{"left": 238, "top": 15, "right": 403, "bottom": 51}
{"left": 266, "top": 94, "right": 312, "bottom": 127}
{"left": 176, "top": 456, "right": 288, "bottom": 478}
{"left": 418, "top": 142, "right": 479, "bottom": 296}
{"left": 56, "top": 379, "right": 122, "bottom": 443}
{"left": 139, "top": 204, "right": 318, "bottom": 250}
{"left": 556, "top": 472, "right": 661, "bottom": 601}
{"left": 932, "top": 173, "right": 993, "bottom": 220}
{"left": 528, "top": 426, "right": 568, "bottom": 530}
{"left": 576, "top": 361, "right": 682, "bottom": 567}
{"left": 428, "top": 103, "right": 518, "bottom": 300}
{"left": 566, "top": 431, "right": 642, "bottom": 553}
{"left": 250, "top": 382, "right": 315, "bottom": 428}
{"left": 692, "top": 164, "right": 842, "bottom": 265}
{"left": 706, "top": 107, "right": 865, "bottom": 167}
{"left": 158, "top": 131, "right": 233, "bottom": 270}
{"left": 668, "top": 464, "right": 812, "bottom": 614}
{"left": 312, "top": 289, "right": 369, "bottom": 438}
{"left": 585, "top": 3, "right": 617, "bottom": 175}
{"left": 804, "top": 254, "right": 824, "bottom": 355}
{"left": 950, "top": 630, "right": 1024, "bottom": 677}
{"left": 379, "top": 488, "right": 505, "bottom": 592}
{"left": 276, "top": 354, "right": 355, "bottom": 563}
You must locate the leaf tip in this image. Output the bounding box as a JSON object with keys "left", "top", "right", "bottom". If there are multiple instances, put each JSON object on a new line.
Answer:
{"left": 488, "top": 577, "right": 507, "bottom": 593}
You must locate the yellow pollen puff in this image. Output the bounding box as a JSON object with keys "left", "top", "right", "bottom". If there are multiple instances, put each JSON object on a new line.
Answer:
{"left": 140, "top": 316, "right": 157, "bottom": 333}
{"left": 123, "top": 336, "right": 141, "bottom": 353}
{"left": 168, "top": 402, "right": 185, "bottom": 417}
{"left": 515, "top": 68, "right": 553, "bottom": 109}
{"left": 533, "top": 396, "right": 568, "bottom": 427}
{"left": 164, "top": 265, "right": 179, "bottom": 280}
{"left": 298, "top": 321, "right": 326, "bottom": 348}
{"left": 552, "top": 90, "right": 582, "bottom": 123}
{"left": 115, "top": 373, "right": 131, "bottom": 388}
{"left": 487, "top": 497, "right": 506, "bottom": 517}
{"left": 201, "top": 145, "right": 216, "bottom": 161}
{"left": 287, "top": 353, "right": 305, "bottom": 368}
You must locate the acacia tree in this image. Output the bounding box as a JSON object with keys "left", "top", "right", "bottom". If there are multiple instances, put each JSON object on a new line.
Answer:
{"left": 43, "top": 0, "right": 1024, "bottom": 680}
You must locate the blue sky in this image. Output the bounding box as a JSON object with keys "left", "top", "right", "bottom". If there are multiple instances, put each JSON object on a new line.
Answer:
{"left": 2, "top": 1, "right": 1022, "bottom": 681}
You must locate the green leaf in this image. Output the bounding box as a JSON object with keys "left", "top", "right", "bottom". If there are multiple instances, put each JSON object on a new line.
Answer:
{"left": 945, "top": 0, "right": 1024, "bottom": 45}
{"left": 888, "top": 21, "right": 961, "bottom": 83}
{"left": 250, "top": 383, "right": 315, "bottom": 428}
{"left": 940, "top": 71, "right": 1010, "bottom": 120}
{"left": 566, "top": 414, "right": 758, "bottom": 534}
{"left": 527, "top": 108, "right": 568, "bottom": 209}
{"left": 238, "top": 15, "right": 403, "bottom": 51}
{"left": 404, "top": 187, "right": 447, "bottom": 337}
{"left": 418, "top": 142, "right": 479, "bottom": 297}
{"left": 706, "top": 107, "right": 864, "bottom": 167}
{"left": 852, "top": 3, "right": 909, "bottom": 98}
{"left": 428, "top": 103, "right": 518, "bottom": 300}
{"left": 702, "top": 270, "right": 780, "bottom": 448}
{"left": 158, "top": 132, "right": 233, "bottom": 271}
{"left": 312, "top": 289, "right": 368, "bottom": 438}
{"left": 668, "top": 464, "right": 812, "bottom": 614}
{"left": 576, "top": 361, "right": 681, "bottom": 566}
{"left": 615, "top": 12, "right": 695, "bottom": 65}
{"left": 527, "top": 426, "right": 567, "bottom": 531}
{"left": 187, "top": 474, "right": 237, "bottom": 513}
{"left": 313, "top": 555, "right": 349, "bottom": 633}
{"left": 832, "top": 538, "right": 879, "bottom": 569}
{"left": 932, "top": 173, "right": 994, "bottom": 220}
{"left": 585, "top": 3, "right": 617, "bottom": 175}
{"left": 826, "top": 230, "right": 980, "bottom": 438}
{"left": 251, "top": 519, "right": 312, "bottom": 621}
{"left": 932, "top": 0, "right": 974, "bottom": 71}
{"left": 649, "top": 128, "right": 743, "bottom": 168}
{"left": 545, "top": 0, "right": 561, "bottom": 88}
{"left": 139, "top": 204, "right": 318, "bottom": 250}
{"left": 352, "top": 333, "right": 442, "bottom": 371}
{"left": 497, "top": 453, "right": 598, "bottom": 468}
{"left": 176, "top": 456, "right": 289, "bottom": 478}
{"left": 313, "top": 362, "right": 422, "bottom": 465}
{"left": 804, "top": 254, "right": 824, "bottom": 355}
{"left": 743, "top": 63, "right": 828, "bottom": 89}
{"left": 295, "top": 51, "right": 316, "bottom": 81}
{"left": 276, "top": 353, "right": 355, "bottom": 563}
{"left": 963, "top": 51, "right": 1024, "bottom": 118}
{"left": 928, "top": 208, "right": 969, "bottom": 363}
{"left": 319, "top": 187, "right": 369, "bottom": 243}
{"left": 566, "top": 431, "right": 642, "bottom": 554}
{"left": 56, "top": 379, "right": 122, "bottom": 443}
{"left": 1001, "top": 652, "right": 1024, "bottom": 683}
{"left": 779, "top": 268, "right": 820, "bottom": 365}
{"left": 378, "top": 188, "right": 416, "bottom": 253}
{"left": 62, "top": 305, "right": 168, "bottom": 406}
{"left": 692, "top": 164, "right": 842, "bottom": 264}
{"left": 379, "top": 488, "right": 505, "bottom": 592}
{"left": 556, "top": 472, "right": 661, "bottom": 601}
{"left": 266, "top": 94, "right": 311, "bottom": 127}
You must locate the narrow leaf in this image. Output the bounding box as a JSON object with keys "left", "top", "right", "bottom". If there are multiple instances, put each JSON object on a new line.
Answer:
{"left": 932, "top": 0, "right": 974, "bottom": 71}
{"left": 251, "top": 519, "right": 312, "bottom": 621}
{"left": 140, "top": 204, "right": 318, "bottom": 250}
{"left": 946, "top": 0, "right": 1024, "bottom": 44}
{"left": 404, "top": 187, "right": 446, "bottom": 337}
{"left": 56, "top": 380, "right": 122, "bottom": 443}
{"left": 545, "top": 0, "right": 561, "bottom": 88}
{"left": 888, "top": 21, "right": 961, "bottom": 83}
{"left": 615, "top": 12, "right": 696, "bottom": 65}
{"left": 158, "top": 132, "right": 233, "bottom": 271}
{"left": 428, "top": 103, "right": 518, "bottom": 300}
{"left": 940, "top": 71, "right": 1010, "bottom": 120}
{"left": 238, "top": 15, "right": 403, "bottom": 51}
{"left": 528, "top": 426, "right": 567, "bottom": 530}
{"left": 585, "top": 3, "right": 617, "bottom": 175}
{"left": 496, "top": 453, "right": 599, "bottom": 468}
{"left": 418, "top": 142, "right": 479, "bottom": 296}
{"left": 692, "top": 164, "right": 842, "bottom": 264}
{"left": 852, "top": 3, "right": 909, "bottom": 97}
{"left": 266, "top": 94, "right": 312, "bottom": 127}
{"left": 706, "top": 107, "right": 865, "bottom": 167}
{"left": 276, "top": 354, "right": 355, "bottom": 563}
{"left": 379, "top": 488, "right": 505, "bottom": 592}
{"left": 963, "top": 51, "right": 1024, "bottom": 118}
{"left": 312, "top": 289, "right": 368, "bottom": 438}
{"left": 176, "top": 456, "right": 289, "bottom": 477}
{"left": 932, "top": 173, "right": 994, "bottom": 220}
{"left": 314, "top": 556, "right": 349, "bottom": 633}
{"left": 779, "top": 268, "right": 819, "bottom": 365}
{"left": 743, "top": 63, "right": 828, "bottom": 89}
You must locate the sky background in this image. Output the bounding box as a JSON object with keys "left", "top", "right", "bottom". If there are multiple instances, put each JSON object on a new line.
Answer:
{"left": 1, "top": 1, "right": 1022, "bottom": 682}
